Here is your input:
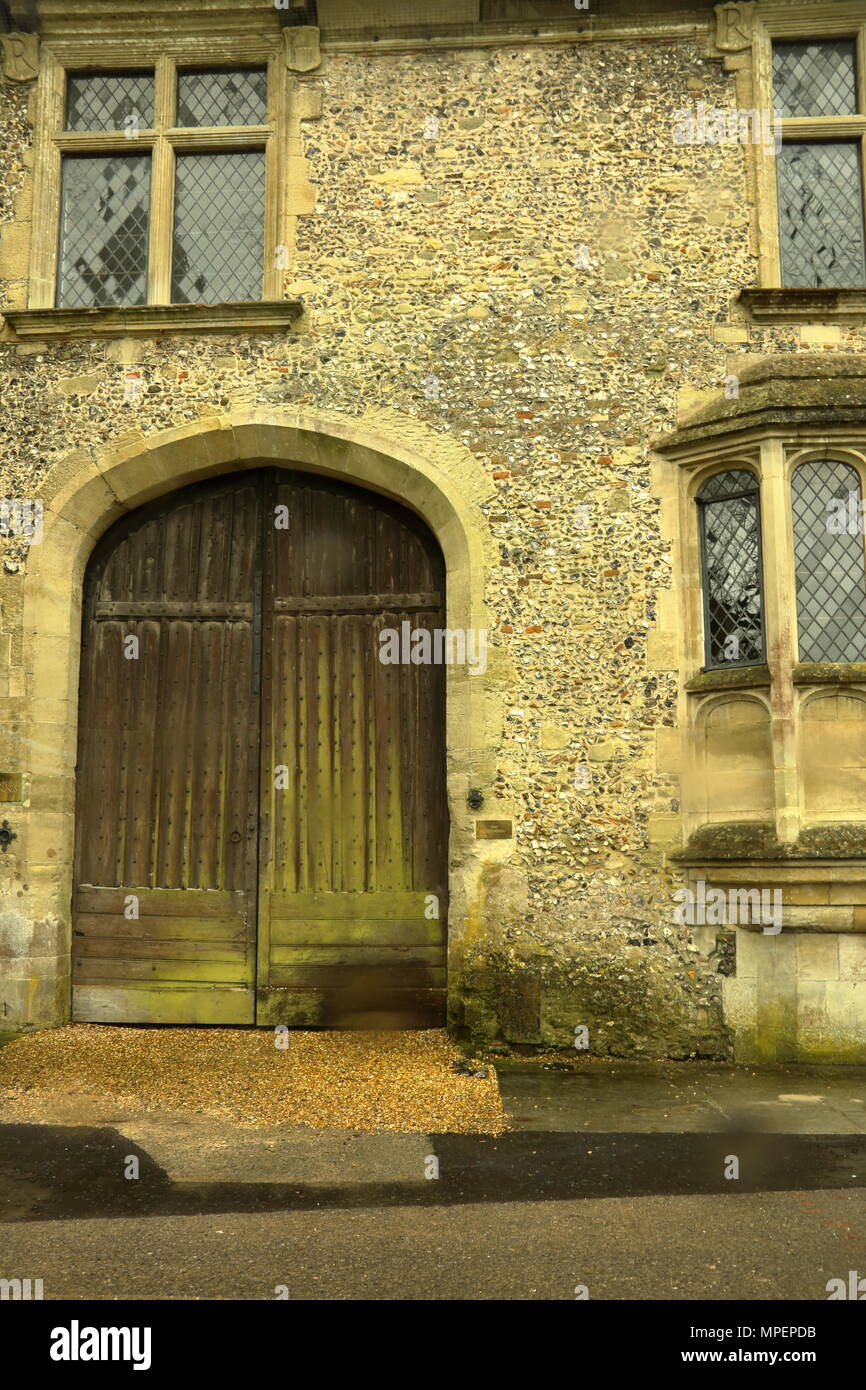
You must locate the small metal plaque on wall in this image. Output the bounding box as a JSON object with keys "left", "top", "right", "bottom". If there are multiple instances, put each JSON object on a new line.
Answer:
{"left": 475, "top": 820, "right": 513, "bottom": 840}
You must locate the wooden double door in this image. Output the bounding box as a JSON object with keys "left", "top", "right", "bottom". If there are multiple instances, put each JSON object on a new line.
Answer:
{"left": 72, "top": 468, "right": 448, "bottom": 1027}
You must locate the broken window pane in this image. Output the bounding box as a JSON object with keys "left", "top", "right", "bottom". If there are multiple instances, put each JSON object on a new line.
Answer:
{"left": 698, "top": 470, "right": 764, "bottom": 668}
{"left": 171, "top": 151, "right": 264, "bottom": 303}
{"left": 792, "top": 459, "right": 866, "bottom": 663}
{"left": 176, "top": 69, "right": 267, "bottom": 127}
{"left": 56, "top": 153, "right": 151, "bottom": 307}
{"left": 776, "top": 141, "right": 866, "bottom": 288}
{"left": 65, "top": 71, "right": 154, "bottom": 131}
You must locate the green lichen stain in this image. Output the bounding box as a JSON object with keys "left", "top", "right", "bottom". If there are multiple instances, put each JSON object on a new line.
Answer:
{"left": 793, "top": 661, "right": 866, "bottom": 685}
{"left": 672, "top": 820, "right": 866, "bottom": 862}
{"left": 450, "top": 941, "right": 730, "bottom": 1060}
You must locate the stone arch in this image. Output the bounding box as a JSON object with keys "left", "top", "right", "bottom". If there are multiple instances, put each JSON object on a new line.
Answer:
{"left": 18, "top": 405, "right": 499, "bottom": 1027}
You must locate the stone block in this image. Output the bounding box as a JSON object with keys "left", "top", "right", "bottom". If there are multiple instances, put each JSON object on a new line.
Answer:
{"left": 797, "top": 934, "right": 839, "bottom": 982}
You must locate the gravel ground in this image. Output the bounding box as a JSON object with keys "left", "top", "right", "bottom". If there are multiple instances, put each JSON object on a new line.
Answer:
{"left": 0, "top": 1025, "right": 506, "bottom": 1134}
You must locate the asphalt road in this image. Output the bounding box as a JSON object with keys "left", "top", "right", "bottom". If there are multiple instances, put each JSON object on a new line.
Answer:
{"left": 3, "top": 1062, "right": 866, "bottom": 1302}
{"left": 2, "top": 1122, "right": 866, "bottom": 1299}
{"left": 3, "top": 1182, "right": 866, "bottom": 1300}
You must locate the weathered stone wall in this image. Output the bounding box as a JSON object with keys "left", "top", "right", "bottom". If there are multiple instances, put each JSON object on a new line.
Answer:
{"left": 3, "top": 14, "right": 866, "bottom": 1057}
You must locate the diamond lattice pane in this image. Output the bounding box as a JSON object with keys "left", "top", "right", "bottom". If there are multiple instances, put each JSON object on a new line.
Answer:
{"left": 57, "top": 154, "right": 150, "bottom": 308}
{"left": 699, "top": 471, "right": 763, "bottom": 667}
{"left": 792, "top": 459, "right": 866, "bottom": 662}
{"left": 777, "top": 141, "right": 866, "bottom": 288}
{"left": 176, "top": 69, "right": 266, "bottom": 127}
{"left": 171, "top": 152, "right": 264, "bottom": 303}
{"left": 698, "top": 469, "right": 757, "bottom": 504}
{"left": 772, "top": 40, "right": 858, "bottom": 117}
{"left": 65, "top": 71, "right": 154, "bottom": 131}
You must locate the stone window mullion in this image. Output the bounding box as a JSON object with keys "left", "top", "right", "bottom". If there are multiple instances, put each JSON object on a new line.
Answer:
{"left": 143, "top": 58, "right": 171, "bottom": 306}
{"left": 147, "top": 136, "right": 174, "bottom": 306}
{"left": 760, "top": 437, "right": 800, "bottom": 844}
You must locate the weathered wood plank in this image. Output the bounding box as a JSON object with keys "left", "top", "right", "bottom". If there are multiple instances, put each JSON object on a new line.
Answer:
{"left": 75, "top": 937, "right": 248, "bottom": 960}
{"left": 123, "top": 621, "right": 161, "bottom": 886}
{"left": 75, "top": 914, "right": 246, "bottom": 942}
{"left": 73, "top": 985, "right": 255, "bottom": 1025}
{"left": 268, "top": 964, "right": 447, "bottom": 988}
{"left": 269, "top": 944, "right": 444, "bottom": 966}
{"left": 269, "top": 917, "right": 445, "bottom": 946}
{"left": 273, "top": 593, "right": 440, "bottom": 613}
{"left": 95, "top": 601, "right": 253, "bottom": 619}
{"left": 74, "top": 957, "right": 250, "bottom": 983}
{"left": 269, "top": 890, "right": 439, "bottom": 919}
{"left": 75, "top": 887, "right": 246, "bottom": 916}
{"left": 256, "top": 986, "right": 446, "bottom": 1028}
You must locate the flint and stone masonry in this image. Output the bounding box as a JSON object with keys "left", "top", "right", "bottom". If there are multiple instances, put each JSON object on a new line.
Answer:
{"left": 3, "top": 0, "right": 866, "bottom": 1061}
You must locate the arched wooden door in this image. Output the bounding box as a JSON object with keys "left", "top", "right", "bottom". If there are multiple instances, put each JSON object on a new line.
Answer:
{"left": 72, "top": 468, "right": 448, "bottom": 1028}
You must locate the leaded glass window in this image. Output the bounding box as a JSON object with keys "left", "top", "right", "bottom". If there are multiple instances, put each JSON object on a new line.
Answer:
{"left": 66, "top": 71, "right": 154, "bottom": 132}
{"left": 792, "top": 460, "right": 866, "bottom": 663}
{"left": 776, "top": 142, "right": 866, "bottom": 288}
{"left": 176, "top": 69, "right": 267, "bottom": 128}
{"left": 772, "top": 39, "right": 866, "bottom": 290}
{"left": 54, "top": 64, "right": 270, "bottom": 309}
{"left": 698, "top": 471, "right": 765, "bottom": 669}
{"left": 172, "top": 153, "right": 265, "bottom": 303}
{"left": 57, "top": 154, "right": 151, "bottom": 307}
{"left": 772, "top": 41, "right": 858, "bottom": 118}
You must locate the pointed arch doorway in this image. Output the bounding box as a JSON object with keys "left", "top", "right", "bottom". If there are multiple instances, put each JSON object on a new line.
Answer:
{"left": 72, "top": 467, "right": 449, "bottom": 1028}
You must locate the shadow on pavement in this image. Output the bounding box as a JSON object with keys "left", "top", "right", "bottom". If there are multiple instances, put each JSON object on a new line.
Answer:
{"left": 1, "top": 1123, "right": 864, "bottom": 1222}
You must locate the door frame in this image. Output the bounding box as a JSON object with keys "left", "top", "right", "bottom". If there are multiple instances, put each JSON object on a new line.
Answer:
{"left": 18, "top": 407, "right": 505, "bottom": 1030}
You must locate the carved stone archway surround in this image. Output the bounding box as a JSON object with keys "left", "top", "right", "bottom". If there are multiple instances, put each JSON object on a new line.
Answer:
{"left": 13, "top": 406, "right": 501, "bottom": 1028}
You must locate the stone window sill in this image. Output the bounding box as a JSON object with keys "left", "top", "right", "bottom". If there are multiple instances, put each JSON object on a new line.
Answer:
{"left": 793, "top": 662, "right": 866, "bottom": 685}
{"left": 685, "top": 664, "right": 771, "bottom": 694}
{"left": 739, "top": 288, "right": 866, "bottom": 325}
{"left": 2, "top": 301, "right": 305, "bottom": 341}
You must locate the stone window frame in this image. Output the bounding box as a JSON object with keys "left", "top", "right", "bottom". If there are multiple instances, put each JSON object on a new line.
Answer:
{"left": 679, "top": 429, "right": 866, "bottom": 846}
{"left": 27, "top": 39, "right": 291, "bottom": 313}
{"left": 747, "top": 3, "right": 866, "bottom": 292}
